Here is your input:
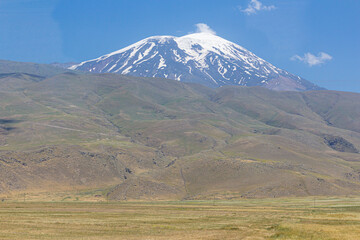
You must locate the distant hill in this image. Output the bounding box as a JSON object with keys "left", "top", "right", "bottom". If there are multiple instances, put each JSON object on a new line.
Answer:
{"left": 0, "top": 60, "right": 359, "bottom": 200}
{"left": 69, "top": 33, "right": 323, "bottom": 91}
{"left": 51, "top": 62, "right": 79, "bottom": 69}
{"left": 0, "top": 59, "right": 69, "bottom": 77}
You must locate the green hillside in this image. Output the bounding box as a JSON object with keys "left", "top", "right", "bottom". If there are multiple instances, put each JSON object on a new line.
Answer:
{"left": 1, "top": 61, "right": 360, "bottom": 200}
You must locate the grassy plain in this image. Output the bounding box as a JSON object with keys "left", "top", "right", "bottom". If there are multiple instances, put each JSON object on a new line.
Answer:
{"left": 0, "top": 197, "right": 360, "bottom": 239}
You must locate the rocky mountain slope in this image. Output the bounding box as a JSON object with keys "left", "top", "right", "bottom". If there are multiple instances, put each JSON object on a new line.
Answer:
{"left": 70, "top": 33, "right": 322, "bottom": 91}
{"left": 0, "top": 61, "right": 359, "bottom": 200}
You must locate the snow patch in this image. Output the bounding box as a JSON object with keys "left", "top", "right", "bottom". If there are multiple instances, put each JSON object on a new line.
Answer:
{"left": 158, "top": 56, "right": 167, "bottom": 69}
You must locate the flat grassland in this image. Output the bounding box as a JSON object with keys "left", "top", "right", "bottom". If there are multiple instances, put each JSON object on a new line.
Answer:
{"left": 0, "top": 197, "right": 360, "bottom": 240}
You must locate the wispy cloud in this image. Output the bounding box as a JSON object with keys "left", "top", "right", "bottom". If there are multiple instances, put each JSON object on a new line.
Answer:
{"left": 240, "top": 0, "right": 276, "bottom": 15}
{"left": 291, "top": 52, "right": 333, "bottom": 67}
{"left": 195, "top": 23, "right": 216, "bottom": 35}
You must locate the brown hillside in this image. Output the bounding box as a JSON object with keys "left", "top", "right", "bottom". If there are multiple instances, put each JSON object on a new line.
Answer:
{"left": 1, "top": 62, "right": 360, "bottom": 199}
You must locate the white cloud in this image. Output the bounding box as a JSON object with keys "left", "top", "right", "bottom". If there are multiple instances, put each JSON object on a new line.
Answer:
{"left": 291, "top": 52, "right": 333, "bottom": 66}
{"left": 195, "top": 23, "right": 216, "bottom": 35}
{"left": 241, "top": 0, "right": 276, "bottom": 15}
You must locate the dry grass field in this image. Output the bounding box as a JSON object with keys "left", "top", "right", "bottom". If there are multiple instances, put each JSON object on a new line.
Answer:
{"left": 0, "top": 197, "right": 360, "bottom": 239}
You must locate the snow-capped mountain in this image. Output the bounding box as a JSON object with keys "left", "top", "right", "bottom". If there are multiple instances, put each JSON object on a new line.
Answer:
{"left": 70, "top": 32, "right": 322, "bottom": 91}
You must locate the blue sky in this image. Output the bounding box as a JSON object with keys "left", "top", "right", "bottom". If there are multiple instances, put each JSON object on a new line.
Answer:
{"left": 0, "top": 0, "right": 359, "bottom": 92}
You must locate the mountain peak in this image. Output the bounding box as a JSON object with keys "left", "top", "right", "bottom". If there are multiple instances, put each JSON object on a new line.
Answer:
{"left": 70, "top": 33, "right": 323, "bottom": 91}
{"left": 179, "top": 32, "right": 236, "bottom": 43}
{"left": 180, "top": 32, "right": 219, "bottom": 39}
